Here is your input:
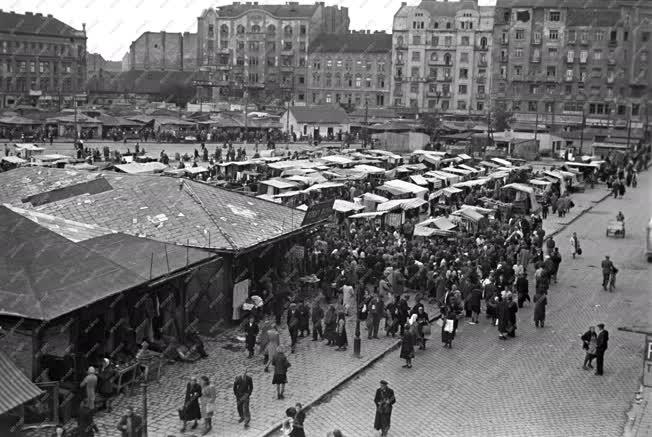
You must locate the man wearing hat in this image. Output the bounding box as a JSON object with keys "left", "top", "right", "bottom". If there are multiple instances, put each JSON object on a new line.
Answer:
{"left": 287, "top": 303, "right": 300, "bottom": 354}
{"left": 80, "top": 366, "right": 98, "bottom": 410}
{"left": 374, "top": 380, "right": 396, "bottom": 437}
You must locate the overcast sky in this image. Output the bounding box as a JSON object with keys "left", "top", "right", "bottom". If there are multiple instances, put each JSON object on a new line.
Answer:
{"left": 6, "top": 0, "right": 495, "bottom": 60}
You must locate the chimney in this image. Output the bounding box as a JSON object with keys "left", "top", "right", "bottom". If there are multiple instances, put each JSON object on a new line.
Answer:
{"left": 82, "top": 23, "right": 86, "bottom": 32}
{"left": 26, "top": 11, "right": 33, "bottom": 15}
{"left": 47, "top": 14, "right": 52, "bottom": 17}
{"left": 401, "top": 2, "right": 406, "bottom": 6}
{"left": 35, "top": 12, "right": 42, "bottom": 16}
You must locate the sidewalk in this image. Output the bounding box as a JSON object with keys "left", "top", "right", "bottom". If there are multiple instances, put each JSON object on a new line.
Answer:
{"left": 624, "top": 385, "right": 652, "bottom": 437}
{"left": 541, "top": 184, "right": 612, "bottom": 237}
{"left": 87, "top": 292, "right": 439, "bottom": 437}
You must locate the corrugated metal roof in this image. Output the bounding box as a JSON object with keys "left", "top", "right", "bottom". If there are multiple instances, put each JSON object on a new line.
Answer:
{"left": 0, "top": 351, "right": 42, "bottom": 415}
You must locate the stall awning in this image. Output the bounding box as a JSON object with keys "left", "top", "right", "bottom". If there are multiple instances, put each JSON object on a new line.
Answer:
{"left": 479, "top": 160, "right": 500, "bottom": 168}
{"left": 383, "top": 179, "right": 429, "bottom": 196}
{"left": 1, "top": 156, "right": 27, "bottom": 164}
{"left": 349, "top": 211, "right": 387, "bottom": 219}
{"left": 457, "top": 153, "right": 472, "bottom": 160}
{"left": 333, "top": 199, "right": 365, "bottom": 213}
{"left": 453, "top": 178, "right": 489, "bottom": 188}
{"left": 304, "top": 181, "right": 345, "bottom": 192}
{"left": 453, "top": 207, "right": 484, "bottom": 222}
{"left": 502, "top": 183, "right": 535, "bottom": 194}
{"left": 413, "top": 225, "right": 454, "bottom": 237}
{"left": 410, "top": 175, "right": 429, "bottom": 186}
{"left": 353, "top": 164, "right": 386, "bottom": 175}
{"left": 529, "top": 179, "right": 552, "bottom": 186}
{"left": 429, "top": 186, "right": 463, "bottom": 200}
{"left": 418, "top": 216, "right": 457, "bottom": 231}
{"left": 377, "top": 198, "right": 427, "bottom": 212}
{"left": 260, "top": 179, "right": 298, "bottom": 189}
{"left": 362, "top": 193, "right": 389, "bottom": 204}
{"left": 0, "top": 351, "right": 43, "bottom": 415}
{"left": 458, "top": 164, "right": 480, "bottom": 173}
{"left": 444, "top": 167, "right": 472, "bottom": 175}
{"left": 491, "top": 157, "right": 512, "bottom": 167}
{"left": 114, "top": 162, "right": 168, "bottom": 174}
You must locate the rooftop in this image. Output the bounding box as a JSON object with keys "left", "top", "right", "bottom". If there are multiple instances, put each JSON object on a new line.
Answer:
{"left": 0, "top": 167, "right": 307, "bottom": 252}
{"left": 418, "top": 0, "right": 479, "bottom": 17}
{"left": 216, "top": 2, "right": 319, "bottom": 19}
{"left": 308, "top": 32, "right": 392, "bottom": 54}
{"left": 0, "top": 10, "right": 83, "bottom": 38}
{"left": 288, "top": 105, "right": 349, "bottom": 124}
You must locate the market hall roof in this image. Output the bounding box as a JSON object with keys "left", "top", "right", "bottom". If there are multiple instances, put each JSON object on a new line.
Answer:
{"left": 309, "top": 32, "right": 392, "bottom": 54}
{"left": 0, "top": 206, "right": 215, "bottom": 321}
{"left": 288, "top": 105, "right": 349, "bottom": 124}
{"left": 0, "top": 167, "right": 307, "bottom": 252}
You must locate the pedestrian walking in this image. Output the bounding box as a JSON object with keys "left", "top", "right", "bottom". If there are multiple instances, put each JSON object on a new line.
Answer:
{"left": 374, "top": 380, "right": 396, "bottom": 437}
{"left": 180, "top": 377, "right": 202, "bottom": 432}
{"left": 595, "top": 323, "right": 609, "bottom": 376}
{"left": 441, "top": 304, "right": 456, "bottom": 348}
{"left": 116, "top": 406, "right": 144, "bottom": 437}
{"left": 199, "top": 376, "right": 216, "bottom": 434}
{"left": 233, "top": 367, "right": 253, "bottom": 428}
{"left": 468, "top": 286, "right": 482, "bottom": 324}
{"left": 496, "top": 293, "right": 511, "bottom": 340}
{"left": 297, "top": 299, "right": 310, "bottom": 338}
{"left": 287, "top": 303, "right": 300, "bottom": 353}
{"left": 400, "top": 323, "right": 415, "bottom": 367}
{"left": 533, "top": 291, "right": 547, "bottom": 328}
{"left": 335, "top": 311, "right": 348, "bottom": 351}
{"left": 272, "top": 347, "right": 291, "bottom": 399}
{"left": 415, "top": 305, "right": 430, "bottom": 349}
{"left": 515, "top": 272, "right": 530, "bottom": 308}
{"left": 282, "top": 406, "right": 305, "bottom": 437}
{"left": 600, "top": 256, "right": 614, "bottom": 291}
{"left": 311, "top": 300, "right": 324, "bottom": 341}
{"left": 550, "top": 248, "right": 562, "bottom": 284}
{"left": 581, "top": 327, "right": 597, "bottom": 370}
{"left": 244, "top": 315, "right": 259, "bottom": 358}
{"left": 570, "top": 232, "right": 581, "bottom": 259}
{"left": 263, "top": 324, "right": 280, "bottom": 372}
{"left": 324, "top": 304, "right": 337, "bottom": 346}
{"left": 367, "top": 293, "right": 383, "bottom": 339}
{"left": 507, "top": 292, "right": 518, "bottom": 337}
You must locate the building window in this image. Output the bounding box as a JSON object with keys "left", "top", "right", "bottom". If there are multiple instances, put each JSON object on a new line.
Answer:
{"left": 441, "top": 100, "right": 449, "bottom": 110}
{"left": 549, "top": 29, "right": 559, "bottom": 40}
{"left": 457, "top": 100, "right": 467, "bottom": 110}
{"left": 566, "top": 69, "right": 573, "bottom": 81}
{"left": 444, "top": 53, "right": 452, "bottom": 65}
{"left": 477, "top": 85, "right": 485, "bottom": 95}
{"left": 432, "top": 36, "right": 439, "bottom": 46}
{"left": 458, "top": 84, "right": 467, "bottom": 94}
{"left": 284, "top": 41, "right": 293, "bottom": 50}
{"left": 548, "top": 47, "right": 558, "bottom": 57}
{"left": 326, "top": 59, "right": 333, "bottom": 68}
{"left": 313, "top": 59, "right": 321, "bottom": 69}
{"left": 567, "top": 50, "right": 574, "bottom": 63}
{"left": 412, "top": 51, "right": 421, "bottom": 61}
{"left": 530, "top": 84, "right": 539, "bottom": 95}
{"left": 513, "top": 65, "right": 522, "bottom": 77}
{"left": 547, "top": 66, "right": 556, "bottom": 78}
{"left": 412, "top": 35, "right": 421, "bottom": 45}
{"left": 610, "top": 31, "right": 617, "bottom": 42}
{"left": 579, "top": 50, "right": 588, "bottom": 63}
{"left": 461, "top": 36, "right": 470, "bottom": 46}
{"left": 528, "top": 101, "right": 538, "bottom": 111}
{"left": 410, "top": 83, "right": 418, "bottom": 93}
{"left": 300, "top": 25, "right": 306, "bottom": 36}
{"left": 549, "top": 11, "right": 561, "bottom": 21}
{"left": 515, "top": 29, "right": 525, "bottom": 40}
{"left": 513, "top": 48, "right": 523, "bottom": 57}
{"left": 512, "top": 101, "right": 521, "bottom": 111}
{"left": 545, "top": 102, "right": 554, "bottom": 113}
{"left": 593, "top": 50, "right": 602, "bottom": 60}
{"left": 411, "top": 67, "right": 420, "bottom": 77}
{"left": 284, "top": 25, "right": 293, "bottom": 36}
{"left": 568, "top": 30, "right": 576, "bottom": 42}
{"left": 337, "top": 59, "right": 343, "bottom": 68}
{"left": 632, "top": 104, "right": 640, "bottom": 116}
{"left": 355, "top": 75, "right": 362, "bottom": 87}
{"left": 460, "top": 52, "right": 469, "bottom": 63}
{"left": 459, "top": 68, "right": 468, "bottom": 79}
{"left": 444, "top": 36, "right": 453, "bottom": 47}
{"left": 365, "top": 77, "right": 372, "bottom": 88}
{"left": 594, "top": 31, "right": 604, "bottom": 41}
{"left": 325, "top": 93, "right": 332, "bottom": 103}
{"left": 237, "top": 25, "right": 245, "bottom": 35}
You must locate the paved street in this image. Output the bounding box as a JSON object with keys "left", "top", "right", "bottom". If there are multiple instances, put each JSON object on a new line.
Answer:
{"left": 289, "top": 172, "right": 652, "bottom": 437}
{"left": 89, "top": 292, "right": 438, "bottom": 437}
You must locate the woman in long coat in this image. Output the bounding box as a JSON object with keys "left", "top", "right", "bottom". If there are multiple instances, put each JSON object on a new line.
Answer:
{"left": 199, "top": 376, "right": 216, "bottom": 434}
{"left": 399, "top": 323, "right": 415, "bottom": 368}
{"left": 335, "top": 312, "right": 348, "bottom": 351}
{"left": 507, "top": 292, "right": 518, "bottom": 337}
{"left": 496, "top": 294, "right": 511, "bottom": 340}
{"left": 533, "top": 292, "right": 547, "bottom": 328}
{"left": 323, "top": 305, "right": 337, "bottom": 346}
{"left": 374, "top": 381, "right": 396, "bottom": 437}
{"left": 180, "top": 377, "right": 202, "bottom": 432}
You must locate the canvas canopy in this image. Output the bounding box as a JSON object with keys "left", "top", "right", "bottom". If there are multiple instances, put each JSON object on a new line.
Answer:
{"left": 349, "top": 211, "right": 387, "bottom": 219}
{"left": 353, "top": 164, "right": 386, "bottom": 175}
{"left": 491, "top": 157, "right": 512, "bottom": 167}
{"left": 418, "top": 216, "right": 457, "bottom": 231}
{"left": 377, "top": 198, "right": 427, "bottom": 212}
{"left": 333, "top": 199, "right": 365, "bottom": 213}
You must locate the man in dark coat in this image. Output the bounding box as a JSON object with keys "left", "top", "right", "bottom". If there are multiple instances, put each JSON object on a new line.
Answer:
{"left": 297, "top": 300, "right": 310, "bottom": 338}
{"left": 181, "top": 377, "right": 202, "bottom": 431}
{"left": 496, "top": 295, "right": 511, "bottom": 340}
{"left": 244, "top": 316, "right": 259, "bottom": 358}
{"left": 468, "top": 287, "right": 483, "bottom": 324}
{"left": 550, "top": 248, "right": 562, "bottom": 284}
{"left": 515, "top": 273, "right": 530, "bottom": 308}
{"left": 233, "top": 367, "right": 254, "bottom": 427}
{"left": 116, "top": 406, "right": 144, "bottom": 437}
{"left": 595, "top": 323, "right": 609, "bottom": 375}
{"left": 367, "top": 293, "right": 384, "bottom": 339}
{"left": 601, "top": 256, "right": 614, "bottom": 291}
{"left": 374, "top": 380, "right": 396, "bottom": 437}
{"left": 311, "top": 301, "right": 324, "bottom": 341}
{"left": 287, "top": 303, "right": 300, "bottom": 353}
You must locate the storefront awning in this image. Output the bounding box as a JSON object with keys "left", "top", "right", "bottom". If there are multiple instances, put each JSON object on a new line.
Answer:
{"left": 0, "top": 351, "right": 43, "bottom": 415}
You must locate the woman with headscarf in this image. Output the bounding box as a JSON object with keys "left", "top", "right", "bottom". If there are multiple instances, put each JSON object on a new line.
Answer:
{"left": 335, "top": 312, "right": 348, "bottom": 351}
{"left": 399, "top": 322, "right": 415, "bottom": 368}
{"left": 180, "top": 377, "right": 202, "bottom": 432}
{"left": 496, "top": 293, "right": 511, "bottom": 340}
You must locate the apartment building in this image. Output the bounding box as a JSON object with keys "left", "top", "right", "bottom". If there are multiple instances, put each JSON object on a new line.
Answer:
{"left": 492, "top": 0, "right": 652, "bottom": 130}
{"left": 196, "top": 1, "right": 350, "bottom": 104}
{"left": 390, "top": 0, "right": 494, "bottom": 114}
{"left": 0, "top": 10, "right": 87, "bottom": 109}
{"left": 307, "top": 31, "right": 392, "bottom": 108}
{"left": 128, "top": 31, "right": 197, "bottom": 71}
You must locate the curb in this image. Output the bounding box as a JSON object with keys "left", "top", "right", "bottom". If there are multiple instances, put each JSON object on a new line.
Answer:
{"left": 548, "top": 190, "right": 613, "bottom": 239}
{"left": 259, "top": 187, "right": 615, "bottom": 436}
{"left": 259, "top": 312, "right": 442, "bottom": 437}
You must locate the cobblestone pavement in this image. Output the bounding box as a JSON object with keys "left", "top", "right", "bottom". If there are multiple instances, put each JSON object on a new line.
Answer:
{"left": 287, "top": 173, "right": 651, "bottom": 437}
{"left": 89, "top": 292, "right": 439, "bottom": 437}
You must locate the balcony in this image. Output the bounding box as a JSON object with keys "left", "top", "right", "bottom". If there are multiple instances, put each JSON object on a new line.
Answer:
{"left": 395, "top": 44, "right": 407, "bottom": 50}
{"left": 580, "top": 39, "right": 589, "bottom": 45}
{"left": 478, "top": 59, "right": 488, "bottom": 66}
{"left": 532, "top": 38, "right": 542, "bottom": 45}
{"left": 607, "top": 58, "right": 616, "bottom": 65}
{"left": 567, "top": 39, "right": 576, "bottom": 45}
{"left": 216, "top": 64, "right": 232, "bottom": 70}
{"left": 440, "top": 76, "right": 453, "bottom": 82}
{"left": 395, "top": 59, "right": 404, "bottom": 65}
{"left": 476, "top": 76, "right": 486, "bottom": 83}
{"left": 280, "top": 65, "right": 295, "bottom": 72}
{"left": 606, "top": 77, "right": 614, "bottom": 84}
{"left": 565, "top": 57, "right": 574, "bottom": 64}
{"left": 477, "top": 92, "right": 486, "bottom": 99}
{"left": 531, "top": 57, "right": 541, "bottom": 63}
{"left": 608, "top": 40, "right": 618, "bottom": 47}
{"left": 217, "top": 47, "right": 231, "bottom": 54}
{"left": 565, "top": 75, "right": 574, "bottom": 82}
{"left": 394, "top": 75, "right": 404, "bottom": 81}
{"left": 427, "top": 91, "right": 441, "bottom": 97}
{"left": 500, "top": 39, "right": 509, "bottom": 45}
{"left": 476, "top": 45, "right": 489, "bottom": 51}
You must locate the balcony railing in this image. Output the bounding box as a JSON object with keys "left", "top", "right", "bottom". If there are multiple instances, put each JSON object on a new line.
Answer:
{"left": 476, "top": 76, "right": 486, "bottom": 83}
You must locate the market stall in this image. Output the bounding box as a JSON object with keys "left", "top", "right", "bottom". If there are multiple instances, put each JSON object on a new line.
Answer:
{"left": 501, "top": 183, "right": 540, "bottom": 214}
